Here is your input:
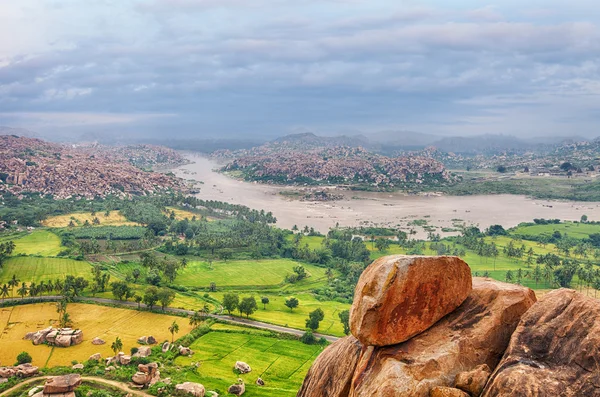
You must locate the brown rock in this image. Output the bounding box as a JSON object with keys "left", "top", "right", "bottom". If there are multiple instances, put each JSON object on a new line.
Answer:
{"left": 15, "top": 364, "right": 39, "bottom": 378}
{"left": 349, "top": 278, "right": 536, "bottom": 397}
{"left": 227, "top": 379, "right": 245, "bottom": 396}
{"left": 55, "top": 334, "right": 72, "bottom": 347}
{"left": 91, "top": 337, "right": 105, "bottom": 345}
{"left": 43, "top": 374, "right": 82, "bottom": 393}
{"left": 132, "top": 372, "right": 148, "bottom": 385}
{"left": 134, "top": 346, "right": 152, "bottom": 358}
{"left": 234, "top": 361, "right": 251, "bottom": 374}
{"left": 454, "top": 364, "right": 490, "bottom": 396}
{"left": 89, "top": 353, "right": 101, "bottom": 361}
{"left": 430, "top": 387, "right": 470, "bottom": 397}
{"left": 297, "top": 336, "right": 363, "bottom": 397}
{"left": 350, "top": 255, "right": 472, "bottom": 346}
{"left": 71, "top": 330, "right": 83, "bottom": 345}
{"left": 0, "top": 367, "right": 16, "bottom": 378}
{"left": 482, "top": 289, "right": 600, "bottom": 397}
{"left": 119, "top": 355, "right": 132, "bottom": 365}
{"left": 175, "top": 382, "right": 206, "bottom": 396}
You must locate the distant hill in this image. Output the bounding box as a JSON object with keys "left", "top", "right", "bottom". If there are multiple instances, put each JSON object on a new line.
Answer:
{"left": 0, "top": 126, "right": 39, "bottom": 138}
{"left": 429, "top": 134, "right": 534, "bottom": 154}
{"left": 368, "top": 130, "right": 439, "bottom": 147}
{"left": 271, "top": 132, "right": 371, "bottom": 149}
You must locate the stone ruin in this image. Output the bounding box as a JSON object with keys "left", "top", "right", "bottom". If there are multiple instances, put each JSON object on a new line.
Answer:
{"left": 24, "top": 327, "right": 83, "bottom": 347}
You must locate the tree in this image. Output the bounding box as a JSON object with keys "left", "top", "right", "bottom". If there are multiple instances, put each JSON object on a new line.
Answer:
{"left": 8, "top": 274, "right": 20, "bottom": 297}
{"left": 0, "top": 284, "right": 8, "bottom": 302}
{"left": 168, "top": 321, "right": 179, "bottom": 343}
{"left": 132, "top": 268, "right": 141, "bottom": 283}
{"left": 157, "top": 288, "right": 175, "bottom": 311}
{"left": 110, "top": 281, "right": 132, "bottom": 301}
{"left": 222, "top": 293, "right": 239, "bottom": 315}
{"left": 16, "top": 351, "right": 32, "bottom": 365}
{"left": 209, "top": 282, "right": 217, "bottom": 292}
{"left": 338, "top": 310, "right": 350, "bottom": 335}
{"left": 375, "top": 238, "right": 391, "bottom": 252}
{"left": 17, "top": 282, "right": 28, "bottom": 299}
{"left": 285, "top": 297, "right": 299, "bottom": 312}
{"left": 189, "top": 311, "right": 203, "bottom": 329}
{"left": 305, "top": 308, "right": 325, "bottom": 331}
{"left": 505, "top": 270, "right": 514, "bottom": 283}
{"left": 581, "top": 215, "right": 588, "bottom": 223}
{"left": 0, "top": 241, "right": 15, "bottom": 268}
{"left": 143, "top": 286, "right": 159, "bottom": 309}
{"left": 163, "top": 260, "right": 179, "bottom": 283}
{"left": 497, "top": 165, "right": 507, "bottom": 173}
{"left": 145, "top": 268, "right": 161, "bottom": 286}
{"left": 134, "top": 295, "right": 143, "bottom": 310}
{"left": 239, "top": 296, "right": 258, "bottom": 318}
{"left": 111, "top": 337, "right": 123, "bottom": 356}
{"left": 261, "top": 296, "right": 270, "bottom": 310}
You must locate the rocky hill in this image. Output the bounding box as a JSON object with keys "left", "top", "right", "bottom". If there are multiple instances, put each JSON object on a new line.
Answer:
{"left": 298, "top": 255, "right": 600, "bottom": 397}
{"left": 0, "top": 135, "right": 185, "bottom": 199}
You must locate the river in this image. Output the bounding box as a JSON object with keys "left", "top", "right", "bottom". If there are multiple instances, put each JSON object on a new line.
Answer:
{"left": 172, "top": 153, "right": 600, "bottom": 238}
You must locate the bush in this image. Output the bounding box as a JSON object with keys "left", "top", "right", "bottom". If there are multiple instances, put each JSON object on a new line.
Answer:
{"left": 300, "top": 331, "right": 317, "bottom": 345}
{"left": 130, "top": 347, "right": 139, "bottom": 355}
{"left": 16, "top": 351, "right": 32, "bottom": 365}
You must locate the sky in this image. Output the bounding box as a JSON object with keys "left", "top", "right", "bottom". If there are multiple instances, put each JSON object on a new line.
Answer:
{"left": 0, "top": 0, "right": 599, "bottom": 140}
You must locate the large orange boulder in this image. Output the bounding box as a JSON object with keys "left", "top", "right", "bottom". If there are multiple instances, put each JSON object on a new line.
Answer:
{"left": 349, "top": 278, "right": 536, "bottom": 397}
{"left": 350, "top": 255, "right": 472, "bottom": 346}
{"left": 297, "top": 336, "right": 363, "bottom": 397}
{"left": 482, "top": 289, "right": 600, "bottom": 397}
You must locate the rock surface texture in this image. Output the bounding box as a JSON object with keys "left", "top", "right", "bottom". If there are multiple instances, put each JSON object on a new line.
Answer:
{"left": 349, "top": 278, "right": 536, "bottom": 396}
{"left": 297, "top": 336, "right": 363, "bottom": 397}
{"left": 28, "top": 328, "right": 83, "bottom": 347}
{"left": 175, "top": 382, "right": 206, "bottom": 397}
{"left": 350, "top": 255, "right": 472, "bottom": 346}
{"left": 43, "top": 374, "right": 82, "bottom": 394}
{"left": 481, "top": 289, "right": 600, "bottom": 397}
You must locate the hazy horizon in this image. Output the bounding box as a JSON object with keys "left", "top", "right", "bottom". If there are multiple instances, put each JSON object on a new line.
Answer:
{"left": 1, "top": 0, "right": 599, "bottom": 140}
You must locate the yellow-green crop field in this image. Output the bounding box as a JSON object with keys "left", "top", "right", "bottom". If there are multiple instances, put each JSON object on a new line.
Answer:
{"left": 9, "top": 231, "right": 62, "bottom": 256}
{"left": 0, "top": 257, "right": 92, "bottom": 286}
{"left": 42, "top": 211, "right": 139, "bottom": 228}
{"left": 0, "top": 303, "right": 192, "bottom": 367}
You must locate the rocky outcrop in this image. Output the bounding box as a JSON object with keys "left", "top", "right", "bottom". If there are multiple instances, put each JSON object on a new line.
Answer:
{"left": 134, "top": 346, "right": 152, "bottom": 358}
{"left": 227, "top": 379, "right": 245, "bottom": 396}
{"left": 297, "top": 336, "right": 363, "bottom": 397}
{"left": 0, "top": 364, "right": 39, "bottom": 379}
{"left": 44, "top": 374, "right": 82, "bottom": 394}
{"left": 350, "top": 255, "right": 472, "bottom": 346}
{"left": 482, "top": 289, "right": 600, "bottom": 397}
{"left": 138, "top": 335, "right": 157, "bottom": 345}
{"left": 234, "top": 361, "right": 251, "bottom": 374}
{"left": 28, "top": 328, "right": 83, "bottom": 347}
{"left": 349, "top": 278, "right": 536, "bottom": 396}
{"left": 132, "top": 362, "right": 160, "bottom": 387}
{"left": 430, "top": 387, "right": 470, "bottom": 397}
{"left": 175, "top": 382, "right": 206, "bottom": 397}
{"left": 454, "top": 364, "right": 491, "bottom": 396}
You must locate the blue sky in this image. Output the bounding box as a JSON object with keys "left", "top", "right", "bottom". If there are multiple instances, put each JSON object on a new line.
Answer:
{"left": 0, "top": 0, "right": 599, "bottom": 139}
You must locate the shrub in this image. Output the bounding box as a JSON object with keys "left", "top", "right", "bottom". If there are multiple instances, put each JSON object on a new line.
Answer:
{"left": 300, "top": 331, "right": 316, "bottom": 345}
{"left": 16, "top": 351, "right": 32, "bottom": 365}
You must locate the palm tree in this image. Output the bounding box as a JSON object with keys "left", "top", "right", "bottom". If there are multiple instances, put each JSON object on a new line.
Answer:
{"left": 29, "top": 282, "right": 38, "bottom": 297}
{"left": 46, "top": 280, "right": 54, "bottom": 296}
{"left": 189, "top": 311, "right": 202, "bottom": 329}
{"left": 8, "top": 275, "right": 20, "bottom": 298}
{"left": 38, "top": 281, "right": 46, "bottom": 297}
{"left": 168, "top": 321, "right": 179, "bottom": 343}
{"left": 1, "top": 284, "right": 9, "bottom": 302}
{"left": 17, "top": 282, "right": 28, "bottom": 299}
{"left": 54, "top": 279, "right": 64, "bottom": 295}
{"left": 111, "top": 337, "right": 123, "bottom": 356}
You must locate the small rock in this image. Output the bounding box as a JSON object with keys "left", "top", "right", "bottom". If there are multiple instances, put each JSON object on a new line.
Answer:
{"left": 27, "top": 386, "right": 41, "bottom": 396}
{"left": 119, "top": 355, "right": 132, "bottom": 365}
{"left": 89, "top": 353, "right": 101, "bottom": 361}
{"left": 454, "top": 364, "right": 491, "bottom": 396}
{"left": 43, "top": 374, "right": 82, "bottom": 394}
{"left": 105, "top": 366, "right": 116, "bottom": 372}
{"left": 147, "top": 335, "right": 157, "bottom": 344}
{"left": 256, "top": 378, "right": 264, "bottom": 386}
{"left": 430, "top": 387, "right": 470, "bottom": 397}
{"left": 227, "top": 379, "right": 245, "bottom": 396}
{"left": 132, "top": 372, "right": 148, "bottom": 385}
{"left": 91, "top": 337, "right": 105, "bottom": 345}
{"left": 135, "top": 346, "right": 152, "bottom": 358}
{"left": 179, "top": 346, "right": 193, "bottom": 356}
{"left": 234, "top": 361, "right": 251, "bottom": 374}
{"left": 161, "top": 341, "right": 170, "bottom": 352}
{"left": 72, "top": 364, "right": 84, "bottom": 370}
{"left": 0, "top": 378, "right": 8, "bottom": 385}
{"left": 175, "top": 382, "right": 206, "bottom": 397}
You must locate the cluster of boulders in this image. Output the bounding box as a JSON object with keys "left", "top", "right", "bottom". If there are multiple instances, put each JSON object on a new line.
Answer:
{"left": 138, "top": 335, "right": 157, "bottom": 345}
{"left": 131, "top": 362, "right": 161, "bottom": 388}
{"left": 0, "top": 363, "right": 39, "bottom": 383}
{"left": 298, "top": 255, "right": 600, "bottom": 396}
{"left": 176, "top": 382, "right": 206, "bottom": 397}
{"left": 25, "top": 327, "right": 83, "bottom": 347}
{"left": 30, "top": 374, "right": 81, "bottom": 397}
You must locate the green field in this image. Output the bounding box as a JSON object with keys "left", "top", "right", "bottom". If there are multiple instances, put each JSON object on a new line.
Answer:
{"left": 175, "top": 259, "right": 328, "bottom": 289}
{"left": 5, "top": 230, "right": 62, "bottom": 256}
{"left": 512, "top": 221, "right": 600, "bottom": 240}
{"left": 212, "top": 291, "right": 350, "bottom": 337}
{"left": 176, "top": 329, "right": 323, "bottom": 396}
{"left": 0, "top": 257, "right": 92, "bottom": 286}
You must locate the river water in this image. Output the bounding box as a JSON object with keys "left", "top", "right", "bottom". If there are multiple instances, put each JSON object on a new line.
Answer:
{"left": 172, "top": 153, "right": 600, "bottom": 238}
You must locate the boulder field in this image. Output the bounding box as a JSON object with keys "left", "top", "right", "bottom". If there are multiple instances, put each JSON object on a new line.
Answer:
{"left": 297, "top": 255, "right": 600, "bottom": 397}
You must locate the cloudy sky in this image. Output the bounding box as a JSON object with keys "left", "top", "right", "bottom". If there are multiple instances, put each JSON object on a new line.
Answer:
{"left": 0, "top": 0, "right": 599, "bottom": 139}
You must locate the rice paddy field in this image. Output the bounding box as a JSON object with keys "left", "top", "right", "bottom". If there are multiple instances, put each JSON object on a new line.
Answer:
{"left": 0, "top": 257, "right": 92, "bottom": 286}
{"left": 512, "top": 221, "right": 600, "bottom": 240}
{"left": 165, "top": 206, "right": 206, "bottom": 221}
{"left": 176, "top": 327, "right": 323, "bottom": 397}
{"left": 4, "top": 231, "right": 62, "bottom": 256}
{"left": 0, "top": 303, "right": 192, "bottom": 367}
{"left": 41, "top": 211, "right": 138, "bottom": 228}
